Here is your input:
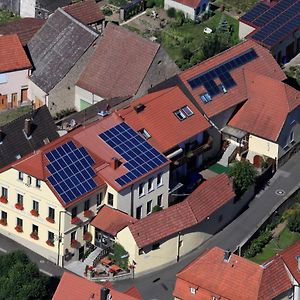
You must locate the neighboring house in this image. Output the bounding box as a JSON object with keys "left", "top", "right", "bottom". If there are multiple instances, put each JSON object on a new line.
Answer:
{"left": 114, "top": 174, "right": 255, "bottom": 275}
{"left": 177, "top": 40, "right": 286, "bottom": 129}
{"left": 0, "top": 18, "right": 45, "bottom": 46}
{"left": 173, "top": 244, "right": 300, "bottom": 300}
{"left": 0, "top": 34, "right": 32, "bottom": 110}
{"left": 239, "top": 0, "right": 300, "bottom": 64}
{"left": 90, "top": 205, "right": 136, "bottom": 249}
{"left": 0, "top": 105, "right": 59, "bottom": 169}
{"left": 63, "top": 0, "right": 105, "bottom": 32}
{"left": 53, "top": 272, "right": 141, "bottom": 300}
{"left": 228, "top": 71, "right": 300, "bottom": 168}
{"left": 35, "top": 0, "right": 72, "bottom": 18}
{"left": 27, "top": 8, "right": 99, "bottom": 115}
{"left": 0, "top": 0, "right": 36, "bottom": 18}
{"left": 118, "top": 86, "right": 215, "bottom": 191}
{"left": 0, "top": 113, "right": 170, "bottom": 265}
{"left": 75, "top": 23, "right": 179, "bottom": 111}
{"left": 164, "top": 0, "right": 209, "bottom": 20}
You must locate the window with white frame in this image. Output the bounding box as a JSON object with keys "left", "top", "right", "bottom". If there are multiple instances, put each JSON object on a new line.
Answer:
{"left": 174, "top": 109, "right": 187, "bottom": 121}
{"left": 36, "top": 179, "right": 41, "bottom": 188}
{"left": 1, "top": 211, "right": 7, "bottom": 220}
{"left": 108, "top": 193, "right": 114, "bottom": 206}
{"left": 139, "top": 128, "right": 151, "bottom": 140}
{"left": 157, "top": 194, "right": 163, "bottom": 206}
{"left": 32, "top": 200, "right": 39, "bottom": 212}
{"left": 0, "top": 73, "right": 7, "bottom": 84}
{"left": 97, "top": 192, "right": 103, "bottom": 207}
{"left": 139, "top": 183, "right": 145, "bottom": 197}
{"left": 17, "top": 194, "right": 23, "bottom": 205}
{"left": 157, "top": 173, "right": 163, "bottom": 186}
{"left": 181, "top": 105, "right": 194, "bottom": 117}
{"left": 146, "top": 200, "right": 152, "bottom": 214}
{"left": 1, "top": 187, "right": 7, "bottom": 198}
{"left": 148, "top": 178, "right": 154, "bottom": 192}
{"left": 48, "top": 231, "right": 54, "bottom": 242}
{"left": 136, "top": 206, "right": 142, "bottom": 219}
{"left": 290, "top": 131, "right": 295, "bottom": 143}
{"left": 18, "top": 172, "right": 23, "bottom": 181}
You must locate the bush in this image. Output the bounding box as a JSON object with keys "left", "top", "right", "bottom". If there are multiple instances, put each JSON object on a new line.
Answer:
{"left": 102, "top": 7, "right": 113, "bottom": 16}
{"left": 109, "top": 243, "right": 129, "bottom": 270}
{"left": 287, "top": 211, "right": 300, "bottom": 233}
{"left": 167, "top": 7, "right": 176, "bottom": 18}
{"left": 245, "top": 231, "right": 273, "bottom": 258}
{"left": 152, "top": 205, "right": 162, "bottom": 213}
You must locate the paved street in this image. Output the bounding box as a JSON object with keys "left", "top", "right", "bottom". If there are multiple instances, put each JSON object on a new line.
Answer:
{"left": 113, "top": 150, "right": 300, "bottom": 299}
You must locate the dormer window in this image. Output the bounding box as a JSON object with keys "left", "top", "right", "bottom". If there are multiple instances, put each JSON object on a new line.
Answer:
{"left": 139, "top": 128, "right": 151, "bottom": 139}
{"left": 182, "top": 106, "right": 194, "bottom": 117}
{"left": 200, "top": 93, "right": 212, "bottom": 103}
{"left": 190, "top": 287, "right": 196, "bottom": 294}
{"left": 174, "top": 109, "right": 187, "bottom": 121}
{"left": 219, "top": 83, "right": 227, "bottom": 93}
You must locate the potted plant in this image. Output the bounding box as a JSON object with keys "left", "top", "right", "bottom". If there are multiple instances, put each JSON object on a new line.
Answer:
{"left": 71, "top": 216, "right": 82, "bottom": 225}
{"left": 46, "top": 240, "right": 54, "bottom": 247}
{"left": 0, "top": 196, "right": 8, "bottom": 204}
{"left": 46, "top": 216, "right": 55, "bottom": 224}
{"left": 30, "top": 231, "right": 39, "bottom": 240}
{"left": 70, "top": 239, "right": 79, "bottom": 248}
{"left": 15, "top": 203, "right": 24, "bottom": 210}
{"left": 83, "top": 232, "right": 92, "bottom": 242}
{"left": 15, "top": 225, "right": 23, "bottom": 233}
{"left": 84, "top": 210, "right": 93, "bottom": 218}
{"left": 0, "top": 218, "right": 7, "bottom": 226}
{"left": 30, "top": 209, "right": 39, "bottom": 217}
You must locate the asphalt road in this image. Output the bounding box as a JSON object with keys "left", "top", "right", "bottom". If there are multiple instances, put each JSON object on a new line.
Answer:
{"left": 113, "top": 151, "right": 300, "bottom": 299}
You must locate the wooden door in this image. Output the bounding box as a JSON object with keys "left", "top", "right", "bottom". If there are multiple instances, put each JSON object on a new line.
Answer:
{"left": 0, "top": 95, "right": 8, "bottom": 110}
{"left": 34, "top": 97, "right": 43, "bottom": 109}
{"left": 11, "top": 93, "right": 18, "bottom": 108}
{"left": 21, "top": 88, "right": 28, "bottom": 103}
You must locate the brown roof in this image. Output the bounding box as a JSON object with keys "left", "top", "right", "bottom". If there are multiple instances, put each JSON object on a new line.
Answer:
{"left": 0, "top": 34, "right": 32, "bottom": 73}
{"left": 229, "top": 71, "right": 300, "bottom": 142}
{"left": 173, "top": 0, "right": 201, "bottom": 8}
{"left": 0, "top": 18, "right": 45, "bottom": 46}
{"left": 77, "top": 22, "right": 160, "bottom": 99}
{"left": 53, "top": 272, "right": 140, "bottom": 300}
{"left": 118, "top": 87, "right": 211, "bottom": 153}
{"left": 129, "top": 174, "right": 235, "bottom": 248}
{"left": 173, "top": 247, "right": 292, "bottom": 300}
{"left": 91, "top": 205, "right": 136, "bottom": 236}
{"left": 179, "top": 40, "right": 286, "bottom": 118}
{"left": 63, "top": 0, "right": 104, "bottom": 25}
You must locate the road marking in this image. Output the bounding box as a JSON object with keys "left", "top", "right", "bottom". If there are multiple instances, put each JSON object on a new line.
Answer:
{"left": 0, "top": 247, "right": 7, "bottom": 253}
{"left": 40, "top": 269, "right": 53, "bottom": 276}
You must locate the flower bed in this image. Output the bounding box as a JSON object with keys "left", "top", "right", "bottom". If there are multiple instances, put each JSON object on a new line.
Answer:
{"left": 0, "top": 196, "right": 8, "bottom": 204}
{"left": 15, "top": 225, "right": 23, "bottom": 233}
{"left": 0, "top": 218, "right": 7, "bottom": 226}
{"left": 46, "top": 240, "right": 54, "bottom": 247}
{"left": 15, "top": 203, "right": 24, "bottom": 210}
{"left": 30, "top": 209, "right": 39, "bottom": 217}
{"left": 30, "top": 232, "right": 39, "bottom": 240}
{"left": 46, "top": 217, "right": 55, "bottom": 224}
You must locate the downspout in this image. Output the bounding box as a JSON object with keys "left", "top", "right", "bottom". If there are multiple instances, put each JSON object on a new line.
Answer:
{"left": 130, "top": 184, "right": 134, "bottom": 217}
{"left": 177, "top": 231, "right": 181, "bottom": 262}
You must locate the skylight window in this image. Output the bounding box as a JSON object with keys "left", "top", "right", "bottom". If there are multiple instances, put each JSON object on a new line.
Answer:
{"left": 139, "top": 128, "right": 151, "bottom": 140}
{"left": 182, "top": 106, "right": 194, "bottom": 117}
{"left": 219, "top": 83, "right": 227, "bottom": 93}
{"left": 174, "top": 110, "right": 187, "bottom": 121}
{"left": 200, "top": 93, "right": 212, "bottom": 104}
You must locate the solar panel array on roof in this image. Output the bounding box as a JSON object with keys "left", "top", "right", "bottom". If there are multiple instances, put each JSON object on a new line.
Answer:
{"left": 240, "top": 2, "right": 269, "bottom": 23}
{"left": 99, "top": 123, "right": 168, "bottom": 187}
{"left": 46, "top": 141, "right": 97, "bottom": 204}
{"left": 188, "top": 48, "right": 258, "bottom": 101}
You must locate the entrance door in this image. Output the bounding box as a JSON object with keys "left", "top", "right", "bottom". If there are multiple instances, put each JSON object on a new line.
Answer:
{"left": 79, "top": 246, "right": 84, "bottom": 260}
{"left": 0, "top": 95, "right": 7, "bottom": 110}
{"left": 21, "top": 88, "right": 28, "bottom": 103}
{"left": 11, "top": 93, "right": 17, "bottom": 108}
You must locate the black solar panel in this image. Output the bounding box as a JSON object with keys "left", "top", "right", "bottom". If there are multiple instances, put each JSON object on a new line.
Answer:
{"left": 99, "top": 123, "right": 168, "bottom": 187}
{"left": 240, "top": 2, "right": 269, "bottom": 23}
{"left": 46, "top": 141, "right": 97, "bottom": 204}
{"left": 251, "top": 0, "right": 300, "bottom": 47}
{"left": 187, "top": 48, "right": 258, "bottom": 100}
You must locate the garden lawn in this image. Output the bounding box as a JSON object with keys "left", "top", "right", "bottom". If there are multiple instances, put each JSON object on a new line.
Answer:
{"left": 0, "top": 10, "right": 20, "bottom": 25}
{"left": 161, "top": 11, "right": 239, "bottom": 63}
{"left": 208, "top": 163, "right": 229, "bottom": 174}
{"left": 214, "top": 0, "right": 259, "bottom": 13}
{"left": 0, "top": 106, "right": 32, "bottom": 126}
{"left": 250, "top": 227, "right": 300, "bottom": 264}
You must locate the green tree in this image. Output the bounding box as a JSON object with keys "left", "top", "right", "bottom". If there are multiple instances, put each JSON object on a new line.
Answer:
{"left": 228, "top": 160, "right": 257, "bottom": 195}
{"left": 110, "top": 243, "right": 129, "bottom": 270}
{"left": 287, "top": 211, "right": 300, "bottom": 233}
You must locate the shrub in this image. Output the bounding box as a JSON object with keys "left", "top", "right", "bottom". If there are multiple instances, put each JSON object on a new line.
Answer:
{"left": 287, "top": 211, "right": 300, "bottom": 233}
{"left": 167, "top": 7, "right": 176, "bottom": 18}
{"left": 181, "top": 47, "right": 193, "bottom": 60}
{"left": 102, "top": 7, "right": 113, "bottom": 16}
{"left": 244, "top": 231, "right": 272, "bottom": 258}
{"left": 152, "top": 205, "right": 162, "bottom": 213}
{"left": 110, "top": 243, "right": 129, "bottom": 270}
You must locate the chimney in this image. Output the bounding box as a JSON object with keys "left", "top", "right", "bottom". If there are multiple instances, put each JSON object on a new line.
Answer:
{"left": 100, "top": 288, "right": 110, "bottom": 300}
{"left": 134, "top": 103, "right": 145, "bottom": 113}
{"left": 0, "top": 130, "right": 4, "bottom": 143}
{"left": 110, "top": 157, "right": 121, "bottom": 170}
{"left": 224, "top": 249, "right": 231, "bottom": 262}
{"left": 24, "top": 118, "right": 32, "bottom": 137}
{"left": 297, "top": 256, "right": 300, "bottom": 272}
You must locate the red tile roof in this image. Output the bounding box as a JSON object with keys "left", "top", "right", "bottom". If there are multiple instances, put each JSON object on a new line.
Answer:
{"left": 172, "top": 0, "right": 201, "bottom": 9}
{"left": 229, "top": 71, "right": 300, "bottom": 142}
{"left": 53, "top": 272, "right": 140, "bottom": 300}
{"left": 0, "top": 18, "right": 45, "bottom": 46}
{"left": 173, "top": 247, "right": 292, "bottom": 300}
{"left": 0, "top": 34, "right": 32, "bottom": 73}
{"left": 280, "top": 241, "right": 300, "bottom": 283}
{"left": 118, "top": 87, "right": 211, "bottom": 153}
{"left": 63, "top": 0, "right": 104, "bottom": 25}
{"left": 77, "top": 23, "right": 160, "bottom": 99}
{"left": 129, "top": 174, "right": 235, "bottom": 248}
{"left": 91, "top": 205, "right": 136, "bottom": 236}
{"left": 179, "top": 40, "right": 286, "bottom": 118}
{"left": 8, "top": 113, "right": 169, "bottom": 207}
